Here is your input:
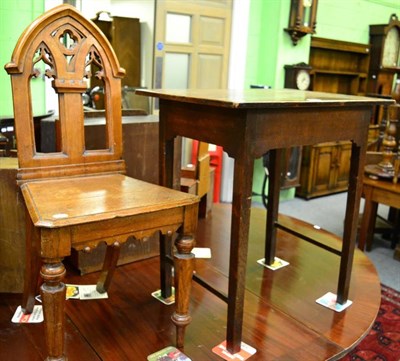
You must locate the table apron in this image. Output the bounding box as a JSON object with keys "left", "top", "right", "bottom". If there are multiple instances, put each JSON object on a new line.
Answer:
{"left": 159, "top": 100, "right": 372, "bottom": 159}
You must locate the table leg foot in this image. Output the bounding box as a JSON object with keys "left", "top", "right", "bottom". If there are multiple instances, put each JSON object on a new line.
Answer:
{"left": 172, "top": 235, "right": 194, "bottom": 348}
{"left": 172, "top": 312, "right": 191, "bottom": 348}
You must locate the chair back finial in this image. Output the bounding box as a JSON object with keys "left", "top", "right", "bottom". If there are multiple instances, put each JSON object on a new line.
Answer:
{"left": 5, "top": 4, "right": 126, "bottom": 181}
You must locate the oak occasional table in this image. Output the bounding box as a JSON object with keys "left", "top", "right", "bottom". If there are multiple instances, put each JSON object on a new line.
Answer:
{"left": 359, "top": 176, "right": 400, "bottom": 258}
{"left": 136, "top": 88, "right": 393, "bottom": 354}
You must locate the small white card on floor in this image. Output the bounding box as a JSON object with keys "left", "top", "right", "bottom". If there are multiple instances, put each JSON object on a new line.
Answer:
{"left": 212, "top": 341, "right": 257, "bottom": 360}
{"left": 316, "top": 292, "right": 352, "bottom": 312}
{"left": 257, "top": 257, "right": 289, "bottom": 270}
{"left": 66, "top": 284, "right": 108, "bottom": 300}
{"left": 192, "top": 247, "right": 212, "bottom": 258}
{"left": 147, "top": 346, "right": 191, "bottom": 360}
{"left": 151, "top": 287, "right": 175, "bottom": 305}
{"left": 12, "top": 305, "right": 43, "bottom": 323}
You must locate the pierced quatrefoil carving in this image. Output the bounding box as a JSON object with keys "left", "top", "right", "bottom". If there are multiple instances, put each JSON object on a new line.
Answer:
{"left": 58, "top": 29, "right": 78, "bottom": 50}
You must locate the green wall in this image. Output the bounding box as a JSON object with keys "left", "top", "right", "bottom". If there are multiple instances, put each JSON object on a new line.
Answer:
{"left": 317, "top": 0, "right": 400, "bottom": 44}
{"left": 0, "top": 0, "right": 45, "bottom": 117}
{"left": 247, "top": 0, "right": 400, "bottom": 202}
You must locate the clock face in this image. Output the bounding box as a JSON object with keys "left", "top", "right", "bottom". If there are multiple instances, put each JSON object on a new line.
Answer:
{"left": 296, "top": 69, "right": 311, "bottom": 90}
{"left": 382, "top": 27, "right": 400, "bottom": 68}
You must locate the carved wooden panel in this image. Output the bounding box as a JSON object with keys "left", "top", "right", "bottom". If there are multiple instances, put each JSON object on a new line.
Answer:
{"left": 5, "top": 8, "right": 125, "bottom": 180}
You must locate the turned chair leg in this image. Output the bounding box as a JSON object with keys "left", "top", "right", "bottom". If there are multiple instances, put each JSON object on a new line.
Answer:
{"left": 96, "top": 241, "right": 121, "bottom": 294}
{"left": 22, "top": 215, "right": 42, "bottom": 313}
{"left": 40, "top": 260, "right": 67, "bottom": 361}
{"left": 172, "top": 235, "right": 195, "bottom": 348}
{"left": 160, "top": 231, "right": 174, "bottom": 299}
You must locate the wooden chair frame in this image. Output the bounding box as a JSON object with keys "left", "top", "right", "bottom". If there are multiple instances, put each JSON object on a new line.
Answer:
{"left": 5, "top": 5, "right": 198, "bottom": 360}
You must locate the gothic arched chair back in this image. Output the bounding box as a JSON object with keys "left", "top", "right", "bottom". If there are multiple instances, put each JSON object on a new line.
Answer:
{"left": 5, "top": 5, "right": 125, "bottom": 180}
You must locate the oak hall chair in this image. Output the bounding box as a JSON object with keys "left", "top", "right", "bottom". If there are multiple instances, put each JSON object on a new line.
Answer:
{"left": 5, "top": 5, "right": 199, "bottom": 360}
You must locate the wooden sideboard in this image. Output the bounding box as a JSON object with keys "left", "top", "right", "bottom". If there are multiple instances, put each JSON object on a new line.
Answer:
{"left": 297, "top": 37, "right": 371, "bottom": 198}
{"left": 0, "top": 158, "right": 25, "bottom": 292}
{"left": 296, "top": 141, "right": 352, "bottom": 199}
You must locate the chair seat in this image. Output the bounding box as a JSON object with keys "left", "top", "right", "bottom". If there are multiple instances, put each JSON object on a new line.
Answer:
{"left": 22, "top": 174, "right": 199, "bottom": 228}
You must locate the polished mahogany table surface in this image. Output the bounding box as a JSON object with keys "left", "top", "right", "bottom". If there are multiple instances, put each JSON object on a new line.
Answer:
{"left": 0, "top": 205, "right": 382, "bottom": 361}
{"left": 137, "top": 88, "right": 393, "bottom": 353}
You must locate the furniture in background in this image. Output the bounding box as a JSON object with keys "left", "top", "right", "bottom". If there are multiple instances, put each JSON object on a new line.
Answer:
{"left": 0, "top": 158, "right": 25, "bottom": 292}
{"left": 0, "top": 133, "right": 8, "bottom": 156}
{"left": 89, "top": 11, "right": 141, "bottom": 110}
{"left": 309, "top": 38, "right": 370, "bottom": 96}
{"left": 359, "top": 176, "right": 400, "bottom": 260}
{"left": 359, "top": 105, "right": 400, "bottom": 259}
{"left": 359, "top": 145, "right": 400, "bottom": 259}
{"left": 136, "top": 87, "right": 392, "bottom": 354}
{"left": 5, "top": 6, "right": 199, "bottom": 361}
{"left": 296, "top": 37, "right": 371, "bottom": 198}
{"left": 297, "top": 140, "right": 352, "bottom": 199}
{"left": 367, "top": 14, "right": 400, "bottom": 98}
{"left": 189, "top": 140, "right": 224, "bottom": 203}
{"left": 181, "top": 141, "right": 213, "bottom": 218}
{"left": 0, "top": 112, "right": 54, "bottom": 157}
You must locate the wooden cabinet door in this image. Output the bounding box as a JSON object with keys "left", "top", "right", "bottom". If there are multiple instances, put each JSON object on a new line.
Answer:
{"left": 310, "top": 143, "right": 337, "bottom": 195}
{"left": 93, "top": 16, "right": 141, "bottom": 88}
{"left": 335, "top": 141, "right": 352, "bottom": 190}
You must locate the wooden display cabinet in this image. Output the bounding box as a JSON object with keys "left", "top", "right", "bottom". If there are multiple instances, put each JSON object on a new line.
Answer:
{"left": 92, "top": 14, "right": 141, "bottom": 88}
{"left": 90, "top": 13, "right": 141, "bottom": 109}
{"left": 296, "top": 37, "right": 370, "bottom": 198}
{"left": 309, "top": 37, "right": 370, "bottom": 95}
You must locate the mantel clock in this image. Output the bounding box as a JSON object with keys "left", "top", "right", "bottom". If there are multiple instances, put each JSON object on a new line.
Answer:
{"left": 284, "top": 63, "right": 312, "bottom": 90}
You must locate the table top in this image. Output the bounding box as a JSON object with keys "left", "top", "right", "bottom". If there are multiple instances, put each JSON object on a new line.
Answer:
{"left": 136, "top": 88, "right": 394, "bottom": 109}
{"left": 363, "top": 175, "right": 400, "bottom": 191}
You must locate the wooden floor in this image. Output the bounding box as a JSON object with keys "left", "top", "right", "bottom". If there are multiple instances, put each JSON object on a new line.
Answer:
{"left": 0, "top": 204, "right": 381, "bottom": 360}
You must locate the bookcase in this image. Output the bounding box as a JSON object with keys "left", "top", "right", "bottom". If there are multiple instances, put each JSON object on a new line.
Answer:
{"left": 309, "top": 37, "right": 370, "bottom": 96}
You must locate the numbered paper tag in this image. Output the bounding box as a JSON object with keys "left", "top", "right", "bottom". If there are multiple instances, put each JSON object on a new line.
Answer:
{"left": 257, "top": 257, "right": 289, "bottom": 271}
{"left": 66, "top": 284, "right": 108, "bottom": 300}
{"left": 316, "top": 292, "right": 353, "bottom": 312}
{"left": 192, "top": 247, "right": 212, "bottom": 258}
{"left": 12, "top": 305, "right": 43, "bottom": 323}
{"left": 147, "top": 346, "right": 191, "bottom": 360}
{"left": 151, "top": 288, "right": 175, "bottom": 305}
